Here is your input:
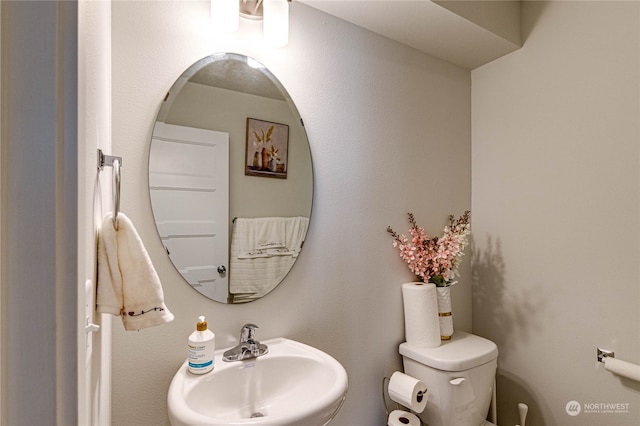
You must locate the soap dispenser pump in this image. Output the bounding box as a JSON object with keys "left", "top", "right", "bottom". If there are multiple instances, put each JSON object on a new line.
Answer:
{"left": 187, "top": 316, "right": 215, "bottom": 374}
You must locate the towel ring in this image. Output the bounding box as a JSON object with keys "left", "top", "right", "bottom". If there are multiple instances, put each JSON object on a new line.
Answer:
{"left": 98, "top": 149, "right": 123, "bottom": 230}
{"left": 112, "top": 157, "right": 121, "bottom": 230}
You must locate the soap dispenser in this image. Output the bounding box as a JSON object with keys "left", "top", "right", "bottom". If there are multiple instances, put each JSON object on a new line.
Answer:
{"left": 187, "top": 316, "right": 215, "bottom": 374}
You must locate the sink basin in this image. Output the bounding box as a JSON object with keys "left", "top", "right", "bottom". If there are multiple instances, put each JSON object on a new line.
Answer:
{"left": 168, "top": 337, "right": 348, "bottom": 425}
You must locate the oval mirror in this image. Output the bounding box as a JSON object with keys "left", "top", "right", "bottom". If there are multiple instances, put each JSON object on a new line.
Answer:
{"left": 148, "top": 53, "right": 313, "bottom": 303}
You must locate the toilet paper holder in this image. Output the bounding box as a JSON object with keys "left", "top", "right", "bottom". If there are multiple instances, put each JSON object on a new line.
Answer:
{"left": 382, "top": 376, "right": 426, "bottom": 419}
{"left": 381, "top": 376, "right": 396, "bottom": 416}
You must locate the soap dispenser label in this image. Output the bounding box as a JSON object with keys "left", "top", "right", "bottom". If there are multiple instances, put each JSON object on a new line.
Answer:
{"left": 188, "top": 359, "right": 213, "bottom": 369}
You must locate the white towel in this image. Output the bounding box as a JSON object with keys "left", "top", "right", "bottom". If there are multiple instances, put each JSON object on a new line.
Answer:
{"left": 97, "top": 212, "right": 174, "bottom": 331}
{"left": 230, "top": 217, "right": 309, "bottom": 299}
{"left": 237, "top": 217, "right": 287, "bottom": 254}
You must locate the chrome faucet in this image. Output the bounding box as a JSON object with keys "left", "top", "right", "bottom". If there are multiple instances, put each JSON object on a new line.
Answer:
{"left": 222, "top": 323, "right": 269, "bottom": 362}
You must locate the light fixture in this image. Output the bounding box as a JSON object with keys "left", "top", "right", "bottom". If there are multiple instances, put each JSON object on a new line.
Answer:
{"left": 212, "top": 0, "right": 290, "bottom": 47}
{"left": 263, "top": 0, "right": 289, "bottom": 48}
{"left": 211, "top": 0, "right": 239, "bottom": 33}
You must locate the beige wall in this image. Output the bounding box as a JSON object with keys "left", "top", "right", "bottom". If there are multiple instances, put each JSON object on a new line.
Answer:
{"left": 472, "top": 1, "right": 640, "bottom": 425}
{"left": 111, "top": 1, "right": 471, "bottom": 425}
{"left": 165, "top": 83, "right": 313, "bottom": 221}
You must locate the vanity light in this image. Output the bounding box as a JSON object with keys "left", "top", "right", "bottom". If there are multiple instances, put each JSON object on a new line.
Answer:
{"left": 263, "top": 0, "right": 289, "bottom": 48}
{"left": 212, "top": 0, "right": 290, "bottom": 47}
{"left": 211, "top": 0, "right": 239, "bottom": 33}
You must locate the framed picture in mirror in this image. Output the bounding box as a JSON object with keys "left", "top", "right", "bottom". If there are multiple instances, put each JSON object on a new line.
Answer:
{"left": 245, "top": 117, "right": 289, "bottom": 179}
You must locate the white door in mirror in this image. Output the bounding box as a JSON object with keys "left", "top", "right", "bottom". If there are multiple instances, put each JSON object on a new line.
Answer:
{"left": 150, "top": 122, "right": 229, "bottom": 301}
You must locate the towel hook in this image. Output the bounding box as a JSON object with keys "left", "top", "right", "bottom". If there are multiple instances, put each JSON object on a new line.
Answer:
{"left": 98, "top": 149, "right": 123, "bottom": 230}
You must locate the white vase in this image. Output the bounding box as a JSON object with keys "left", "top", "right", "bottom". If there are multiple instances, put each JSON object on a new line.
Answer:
{"left": 436, "top": 286, "right": 453, "bottom": 340}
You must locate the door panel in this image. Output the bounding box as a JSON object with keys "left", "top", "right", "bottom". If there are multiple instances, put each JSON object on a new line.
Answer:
{"left": 150, "top": 123, "right": 230, "bottom": 302}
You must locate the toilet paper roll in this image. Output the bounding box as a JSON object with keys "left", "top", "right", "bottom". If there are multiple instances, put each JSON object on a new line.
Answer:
{"left": 402, "top": 282, "right": 441, "bottom": 348}
{"left": 388, "top": 371, "right": 428, "bottom": 413}
{"left": 388, "top": 410, "right": 420, "bottom": 426}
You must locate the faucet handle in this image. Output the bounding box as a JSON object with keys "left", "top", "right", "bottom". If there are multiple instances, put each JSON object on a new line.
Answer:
{"left": 240, "top": 323, "right": 258, "bottom": 343}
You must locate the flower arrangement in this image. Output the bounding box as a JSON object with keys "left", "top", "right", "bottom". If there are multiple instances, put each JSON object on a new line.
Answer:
{"left": 387, "top": 211, "right": 471, "bottom": 287}
{"left": 252, "top": 125, "right": 274, "bottom": 150}
{"left": 267, "top": 145, "right": 280, "bottom": 162}
{"left": 251, "top": 125, "right": 280, "bottom": 171}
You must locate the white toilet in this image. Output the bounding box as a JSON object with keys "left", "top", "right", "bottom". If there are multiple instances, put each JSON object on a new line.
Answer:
{"left": 399, "top": 331, "right": 499, "bottom": 426}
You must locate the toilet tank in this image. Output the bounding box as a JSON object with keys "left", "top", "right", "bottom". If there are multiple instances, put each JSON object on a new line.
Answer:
{"left": 399, "top": 331, "right": 498, "bottom": 426}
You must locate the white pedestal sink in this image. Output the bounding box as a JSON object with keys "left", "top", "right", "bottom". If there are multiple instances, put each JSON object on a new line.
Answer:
{"left": 168, "top": 337, "right": 348, "bottom": 425}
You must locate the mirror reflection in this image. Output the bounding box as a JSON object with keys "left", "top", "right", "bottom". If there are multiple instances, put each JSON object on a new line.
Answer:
{"left": 148, "top": 53, "right": 313, "bottom": 303}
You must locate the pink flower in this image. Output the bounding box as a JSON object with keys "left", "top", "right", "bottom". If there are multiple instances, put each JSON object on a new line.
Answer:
{"left": 387, "top": 211, "right": 470, "bottom": 286}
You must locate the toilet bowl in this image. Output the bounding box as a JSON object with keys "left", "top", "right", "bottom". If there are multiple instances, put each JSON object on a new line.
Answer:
{"left": 399, "top": 331, "right": 498, "bottom": 426}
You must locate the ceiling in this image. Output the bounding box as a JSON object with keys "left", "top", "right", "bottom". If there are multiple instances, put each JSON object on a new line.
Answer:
{"left": 181, "top": 1, "right": 524, "bottom": 97}
{"left": 189, "top": 56, "right": 286, "bottom": 100}
{"left": 300, "top": 0, "right": 522, "bottom": 70}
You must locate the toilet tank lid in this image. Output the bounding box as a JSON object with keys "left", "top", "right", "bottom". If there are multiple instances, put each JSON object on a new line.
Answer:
{"left": 399, "top": 331, "right": 498, "bottom": 372}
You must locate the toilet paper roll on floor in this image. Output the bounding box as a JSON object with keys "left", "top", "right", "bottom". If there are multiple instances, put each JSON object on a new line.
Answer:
{"left": 388, "top": 371, "right": 428, "bottom": 413}
{"left": 388, "top": 410, "right": 420, "bottom": 426}
{"left": 401, "top": 282, "right": 441, "bottom": 348}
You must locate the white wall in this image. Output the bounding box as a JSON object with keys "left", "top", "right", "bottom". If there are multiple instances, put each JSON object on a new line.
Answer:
{"left": 472, "top": 1, "right": 640, "bottom": 425}
{"left": 111, "top": 1, "right": 471, "bottom": 425}
{"left": 78, "top": 0, "right": 113, "bottom": 424}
